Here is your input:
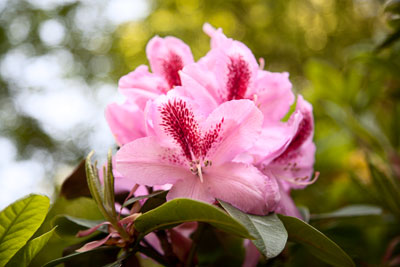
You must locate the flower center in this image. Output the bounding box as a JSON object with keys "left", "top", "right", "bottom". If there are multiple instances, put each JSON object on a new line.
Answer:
{"left": 162, "top": 52, "right": 184, "bottom": 88}
{"left": 226, "top": 56, "right": 251, "bottom": 101}
{"left": 160, "top": 99, "right": 223, "bottom": 180}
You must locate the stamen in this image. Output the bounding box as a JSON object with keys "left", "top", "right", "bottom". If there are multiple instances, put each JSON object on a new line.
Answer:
{"left": 226, "top": 56, "right": 251, "bottom": 100}
{"left": 276, "top": 171, "right": 319, "bottom": 186}
{"left": 197, "top": 164, "right": 204, "bottom": 183}
{"left": 162, "top": 52, "right": 183, "bottom": 88}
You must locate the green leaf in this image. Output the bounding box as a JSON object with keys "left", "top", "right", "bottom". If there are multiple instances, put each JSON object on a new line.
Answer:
{"left": 196, "top": 224, "right": 245, "bottom": 267}
{"left": 123, "top": 190, "right": 167, "bottom": 207}
{"left": 219, "top": 200, "right": 287, "bottom": 259}
{"left": 385, "top": 0, "right": 400, "bottom": 14}
{"left": 5, "top": 227, "right": 56, "bottom": 267}
{"left": 140, "top": 191, "right": 168, "bottom": 213}
{"left": 104, "top": 149, "right": 117, "bottom": 218}
{"left": 277, "top": 214, "right": 355, "bottom": 267}
{"left": 85, "top": 152, "right": 106, "bottom": 214}
{"left": 134, "top": 198, "right": 252, "bottom": 239}
{"left": 42, "top": 247, "right": 116, "bottom": 267}
{"left": 0, "top": 194, "right": 50, "bottom": 266}
{"left": 29, "top": 197, "right": 104, "bottom": 267}
{"left": 310, "top": 205, "right": 382, "bottom": 220}
{"left": 52, "top": 215, "right": 106, "bottom": 237}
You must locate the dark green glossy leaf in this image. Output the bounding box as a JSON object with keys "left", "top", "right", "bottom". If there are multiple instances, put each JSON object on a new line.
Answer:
{"left": 42, "top": 247, "right": 116, "bottom": 267}
{"left": 311, "top": 205, "right": 382, "bottom": 220}
{"left": 52, "top": 215, "right": 106, "bottom": 237}
{"left": 123, "top": 190, "right": 167, "bottom": 207}
{"left": 196, "top": 224, "right": 245, "bottom": 267}
{"left": 0, "top": 194, "right": 50, "bottom": 266}
{"left": 219, "top": 200, "right": 287, "bottom": 259}
{"left": 139, "top": 191, "right": 168, "bottom": 213}
{"left": 134, "top": 198, "right": 252, "bottom": 239}
{"left": 278, "top": 214, "right": 355, "bottom": 267}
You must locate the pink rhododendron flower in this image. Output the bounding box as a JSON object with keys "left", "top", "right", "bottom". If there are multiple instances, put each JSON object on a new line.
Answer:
{"left": 106, "top": 23, "right": 317, "bottom": 221}
{"left": 260, "top": 95, "right": 317, "bottom": 192}
{"left": 115, "top": 96, "right": 280, "bottom": 215}
{"left": 106, "top": 36, "right": 194, "bottom": 145}
{"left": 176, "top": 23, "right": 294, "bottom": 126}
{"left": 120, "top": 36, "right": 194, "bottom": 106}
{"left": 174, "top": 24, "right": 299, "bottom": 165}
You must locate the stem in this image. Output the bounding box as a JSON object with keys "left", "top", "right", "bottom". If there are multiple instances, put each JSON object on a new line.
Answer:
{"left": 185, "top": 223, "right": 206, "bottom": 267}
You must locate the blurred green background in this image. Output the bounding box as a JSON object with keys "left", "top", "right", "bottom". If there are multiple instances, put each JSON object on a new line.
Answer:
{"left": 1, "top": 0, "right": 400, "bottom": 265}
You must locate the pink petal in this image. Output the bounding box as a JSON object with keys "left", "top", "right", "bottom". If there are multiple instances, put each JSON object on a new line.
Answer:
{"left": 148, "top": 93, "right": 205, "bottom": 147}
{"left": 203, "top": 100, "right": 263, "bottom": 165}
{"left": 268, "top": 140, "right": 317, "bottom": 191}
{"left": 115, "top": 137, "right": 192, "bottom": 186}
{"left": 203, "top": 24, "right": 259, "bottom": 100}
{"left": 105, "top": 100, "right": 146, "bottom": 146}
{"left": 169, "top": 228, "right": 193, "bottom": 262}
{"left": 245, "top": 112, "right": 303, "bottom": 165}
{"left": 180, "top": 62, "right": 221, "bottom": 105}
{"left": 119, "top": 65, "right": 166, "bottom": 92}
{"left": 274, "top": 182, "right": 302, "bottom": 219}
{"left": 263, "top": 95, "right": 316, "bottom": 190}
{"left": 203, "top": 23, "right": 230, "bottom": 49}
{"left": 175, "top": 70, "right": 219, "bottom": 116}
{"left": 243, "top": 240, "right": 261, "bottom": 267}
{"left": 252, "top": 70, "right": 295, "bottom": 125}
{"left": 146, "top": 36, "right": 194, "bottom": 87}
{"left": 118, "top": 65, "right": 168, "bottom": 108}
{"left": 205, "top": 162, "right": 280, "bottom": 215}
{"left": 167, "top": 176, "right": 214, "bottom": 203}
{"left": 143, "top": 232, "right": 163, "bottom": 255}
{"left": 115, "top": 202, "right": 131, "bottom": 216}
{"left": 113, "top": 173, "right": 138, "bottom": 194}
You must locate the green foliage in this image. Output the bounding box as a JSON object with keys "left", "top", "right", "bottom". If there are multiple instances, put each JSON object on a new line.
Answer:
{"left": 6, "top": 227, "right": 56, "bottom": 267}
{"left": 134, "top": 198, "right": 252, "bottom": 239}
{"left": 123, "top": 190, "right": 167, "bottom": 207}
{"left": 1, "top": 0, "right": 400, "bottom": 265}
{"left": 310, "top": 205, "right": 382, "bottom": 220}
{"left": 219, "top": 200, "right": 287, "bottom": 259}
{"left": 0, "top": 194, "right": 50, "bottom": 266}
{"left": 278, "top": 214, "right": 355, "bottom": 267}
{"left": 52, "top": 215, "right": 106, "bottom": 237}
{"left": 195, "top": 225, "right": 246, "bottom": 267}
{"left": 42, "top": 247, "right": 118, "bottom": 267}
{"left": 30, "top": 197, "right": 104, "bottom": 266}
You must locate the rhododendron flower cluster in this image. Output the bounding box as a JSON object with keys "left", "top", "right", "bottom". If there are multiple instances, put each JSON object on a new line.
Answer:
{"left": 106, "top": 23, "right": 317, "bottom": 218}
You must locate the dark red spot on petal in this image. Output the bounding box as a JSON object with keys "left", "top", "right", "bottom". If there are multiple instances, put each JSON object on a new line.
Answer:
{"left": 201, "top": 118, "right": 224, "bottom": 157}
{"left": 162, "top": 52, "right": 183, "bottom": 88}
{"left": 160, "top": 99, "right": 224, "bottom": 161}
{"left": 275, "top": 113, "right": 313, "bottom": 161}
{"left": 226, "top": 56, "right": 251, "bottom": 101}
{"left": 160, "top": 99, "right": 201, "bottom": 160}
